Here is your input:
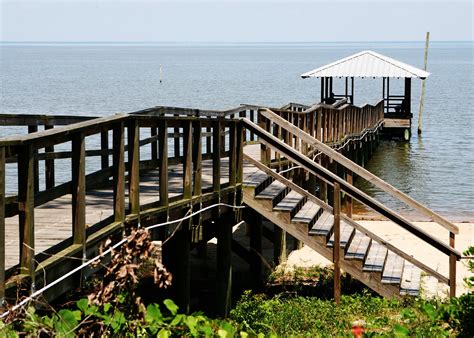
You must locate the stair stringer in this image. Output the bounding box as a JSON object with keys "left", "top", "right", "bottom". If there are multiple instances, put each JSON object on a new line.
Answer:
{"left": 243, "top": 187, "right": 401, "bottom": 299}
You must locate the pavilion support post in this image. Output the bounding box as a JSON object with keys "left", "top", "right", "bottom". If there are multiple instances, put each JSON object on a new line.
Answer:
{"left": 418, "top": 32, "right": 430, "bottom": 134}
{"left": 216, "top": 211, "right": 234, "bottom": 317}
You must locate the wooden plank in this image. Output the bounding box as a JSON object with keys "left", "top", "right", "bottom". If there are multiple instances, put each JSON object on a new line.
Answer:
{"left": 363, "top": 242, "right": 387, "bottom": 272}
{"left": 18, "top": 144, "right": 35, "bottom": 280}
{"left": 449, "top": 232, "right": 456, "bottom": 297}
{"left": 127, "top": 120, "right": 140, "bottom": 216}
{"left": 273, "top": 190, "right": 304, "bottom": 211}
{"left": 309, "top": 210, "right": 332, "bottom": 234}
{"left": 229, "top": 123, "right": 237, "bottom": 186}
{"left": 150, "top": 127, "right": 158, "bottom": 161}
{"left": 256, "top": 110, "right": 459, "bottom": 235}
{"left": 158, "top": 120, "right": 168, "bottom": 206}
{"left": 345, "top": 231, "right": 371, "bottom": 260}
{"left": 327, "top": 220, "right": 354, "bottom": 249}
{"left": 255, "top": 180, "right": 286, "bottom": 199}
{"left": 400, "top": 262, "right": 421, "bottom": 296}
{"left": 182, "top": 121, "right": 192, "bottom": 199}
{"left": 382, "top": 252, "right": 404, "bottom": 284}
{"left": 113, "top": 123, "right": 125, "bottom": 223}
{"left": 71, "top": 133, "right": 86, "bottom": 251}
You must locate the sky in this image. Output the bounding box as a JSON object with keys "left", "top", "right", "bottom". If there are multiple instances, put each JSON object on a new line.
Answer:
{"left": 0, "top": 0, "right": 472, "bottom": 42}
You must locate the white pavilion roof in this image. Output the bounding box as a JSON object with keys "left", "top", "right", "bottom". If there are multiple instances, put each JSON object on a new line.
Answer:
{"left": 301, "top": 50, "right": 430, "bottom": 79}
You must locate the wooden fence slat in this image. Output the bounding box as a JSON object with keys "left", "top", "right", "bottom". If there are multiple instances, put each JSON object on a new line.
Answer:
{"left": 18, "top": 145, "right": 35, "bottom": 282}
{"left": 158, "top": 120, "right": 169, "bottom": 206}
{"left": 71, "top": 133, "right": 86, "bottom": 252}
{"left": 128, "top": 120, "right": 140, "bottom": 216}
{"left": 113, "top": 123, "right": 125, "bottom": 223}
{"left": 44, "top": 125, "right": 55, "bottom": 189}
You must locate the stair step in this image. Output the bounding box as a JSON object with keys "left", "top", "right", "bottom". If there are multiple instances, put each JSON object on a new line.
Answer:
{"left": 345, "top": 231, "right": 371, "bottom": 260}
{"left": 400, "top": 263, "right": 422, "bottom": 296}
{"left": 292, "top": 201, "right": 322, "bottom": 225}
{"left": 382, "top": 252, "right": 405, "bottom": 284}
{"left": 363, "top": 242, "right": 388, "bottom": 272}
{"left": 309, "top": 210, "right": 333, "bottom": 235}
{"left": 255, "top": 180, "right": 286, "bottom": 199}
{"left": 243, "top": 169, "right": 268, "bottom": 187}
{"left": 327, "top": 220, "right": 354, "bottom": 249}
{"left": 273, "top": 190, "right": 305, "bottom": 211}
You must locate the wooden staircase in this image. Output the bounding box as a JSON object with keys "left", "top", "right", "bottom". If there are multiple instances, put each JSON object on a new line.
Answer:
{"left": 240, "top": 108, "right": 462, "bottom": 299}
{"left": 243, "top": 168, "right": 422, "bottom": 298}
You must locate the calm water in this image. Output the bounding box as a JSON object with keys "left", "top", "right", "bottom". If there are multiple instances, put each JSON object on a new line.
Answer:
{"left": 0, "top": 42, "right": 473, "bottom": 220}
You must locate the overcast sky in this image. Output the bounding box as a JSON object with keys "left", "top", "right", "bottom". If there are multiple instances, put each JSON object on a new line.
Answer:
{"left": 1, "top": 0, "right": 472, "bottom": 42}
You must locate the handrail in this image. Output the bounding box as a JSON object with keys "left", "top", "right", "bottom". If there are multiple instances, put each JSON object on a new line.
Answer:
{"left": 242, "top": 117, "right": 461, "bottom": 259}
{"left": 259, "top": 108, "right": 460, "bottom": 235}
{"left": 243, "top": 153, "right": 450, "bottom": 285}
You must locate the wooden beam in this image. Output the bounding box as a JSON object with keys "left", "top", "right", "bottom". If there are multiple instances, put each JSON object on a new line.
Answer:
{"left": 71, "top": 133, "right": 86, "bottom": 253}
{"left": 158, "top": 120, "right": 169, "bottom": 206}
{"left": 113, "top": 123, "right": 125, "bottom": 223}
{"left": 44, "top": 125, "right": 55, "bottom": 189}
{"left": 127, "top": 120, "right": 140, "bottom": 216}
{"left": 183, "top": 121, "right": 192, "bottom": 200}
{"left": 449, "top": 232, "right": 456, "bottom": 297}
{"left": 18, "top": 144, "right": 35, "bottom": 283}
{"left": 216, "top": 212, "right": 233, "bottom": 317}
{"left": 213, "top": 120, "right": 222, "bottom": 193}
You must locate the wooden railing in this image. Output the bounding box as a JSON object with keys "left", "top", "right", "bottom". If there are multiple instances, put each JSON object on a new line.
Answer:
{"left": 0, "top": 112, "right": 244, "bottom": 304}
{"left": 244, "top": 110, "right": 461, "bottom": 296}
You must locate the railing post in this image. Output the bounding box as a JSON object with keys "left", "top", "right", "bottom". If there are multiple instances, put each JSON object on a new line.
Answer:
{"left": 213, "top": 120, "right": 222, "bottom": 194}
{"left": 28, "top": 125, "right": 39, "bottom": 193}
{"left": 192, "top": 120, "right": 203, "bottom": 244}
{"left": 0, "top": 147, "right": 5, "bottom": 308}
{"left": 18, "top": 144, "right": 35, "bottom": 289}
{"left": 158, "top": 120, "right": 169, "bottom": 206}
{"left": 183, "top": 121, "right": 192, "bottom": 200}
{"left": 44, "top": 125, "right": 55, "bottom": 189}
{"left": 71, "top": 133, "right": 86, "bottom": 257}
{"left": 150, "top": 127, "right": 158, "bottom": 162}
{"left": 174, "top": 114, "right": 181, "bottom": 158}
{"left": 100, "top": 130, "right": 109, "bottom": 170}
{"left": 333, "top": 182, "right": 341, "bottom": 305}
{"left": 229, "top": 122, "right": 237, "bottom": 186}
{"left": 113, "top": 123, "right": 125, "bottom": 224}
{"left": 345, "top": 169, "right": 353, "bottom": 218}
{"left": 449, "top": 232, "right": 456, "bottom": 297}
{"left": 127, "top": 119, "right": 140, "bottom": 218}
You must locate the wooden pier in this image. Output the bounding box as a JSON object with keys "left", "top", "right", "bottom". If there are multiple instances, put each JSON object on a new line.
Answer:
{"left": 0, "top": 99, "right": 461, "bottom": 316}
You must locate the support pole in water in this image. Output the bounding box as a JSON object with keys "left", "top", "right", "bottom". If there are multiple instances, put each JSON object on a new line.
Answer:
{"left": 160, "top": 64, "right": 163, "bottom": 83}
{"left": 417, "top": 32, "right": 430, "bottom": 134}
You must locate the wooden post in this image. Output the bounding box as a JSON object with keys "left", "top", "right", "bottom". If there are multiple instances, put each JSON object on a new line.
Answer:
{"left": 0, "top": 147, "right": 5, "bottom": 308}
{"left": 113, "top": 123, "right": 125, "bottom": 223}
{"left": 18, "top": 144, "right": 35, "bottom": 286}
{"left": 418, "top": 31, "right": 430, "bottom": 135}
{"left": 345, "top": 170, "right": 353, "bottom": 218}
{"left": 174, "top": 114, "right": 180, "bottom": 158}
{"left": 213, "top": 121, "right": 222, "bottom": 193}
{"left": 247, "top": 209, "right": 263, "bottom": 289}
{"left": 127, "top": 120, "right": 140, "bottom": 217}
{"left": 100, "top": 130, "right": 109, "bottom": 170}
{"left": 216, "top": 212, "right": 233, "bottom": 317}
{"left": 449, "top": 231, "right": 456, "bottom": 297}
{"left": 333, "top": 182, "right": 341, "bottom": 305}
{"left": 71, "top": 133, "right": 86, "bottom": 253}
{"left": 28, "top": 125, "right": 39, "bottom": 193}
{"left": 44, "top": 125, "right": 55, "bottom": 189}
{"left": 229, "top": 122, "right": 237, "bottom": 186}
{"left": 192, "top": 121, "right": 203, "bottom": 243}
{"left": 274, "top": 225, "right": 286, "bottom": 265}
{"left": 150, "top": 127, "right": 158, "bottom": 162}
{"left": 158, "top": 121, "right": 169, "bottom": 206}
{"left": 183, "top": 121, "right": 192, "bottom": 200}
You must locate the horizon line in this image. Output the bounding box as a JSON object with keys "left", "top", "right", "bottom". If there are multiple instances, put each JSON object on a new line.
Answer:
{"left": 1, "top": 40, "right": 473, "bottom": 44}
